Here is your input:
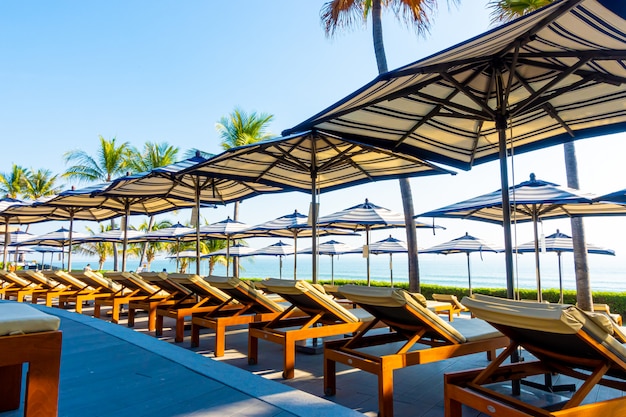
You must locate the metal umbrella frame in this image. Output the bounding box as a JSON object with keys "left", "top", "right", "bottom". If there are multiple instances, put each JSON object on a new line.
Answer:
{"left": 284, "top": 0, "right": 626, "bottom": 299}
{"left": 317, "top": 198, "right": 442, "bottom": 285}
{"left": 179, "top": 130, "right": 454, "bottom": 283}
{"left": 421, "top": 232, "right": 503, "bottom": 295}
{"left": 419, "top": 174, "right": 626, "bottom": 300}
{"left": 516, "top": 229, "right": 614, "bottom": 303}
{"left": 299, "top": 240, "right": 355, "bottom": 285}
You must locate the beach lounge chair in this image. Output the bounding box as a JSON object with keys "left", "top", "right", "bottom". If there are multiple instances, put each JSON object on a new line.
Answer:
{"left": 51, "top": 271, "right": 120, "bottom": 314}
{"left": 0, "top": 302, "right": 62, "bottom": 417}
{"left": 190, "top": 276, "right": 286, "bottom": 357}
{"left": 325, "top": 285, "right": 508, "bottom": 417}
{"left": 444, "top": 294, "right": 626, "bottom": 417}
{"left": 0, "top": 271, "right": 40, "bottom": 302}
{"left": 432, "top": 293, "right": 470, "bottom": 321}
{"left": 14, "top": 270, "right": 76, "bottom": 307}
{"left": 155, "top": 273, "right": 236, "bottom": 343}
{"left": 593, "top": 303, "right": 622, "bottom": 326}
{"left": 127, "top": 272, "right": 195, "bottom": 331}
{"left": 93, "top": 271, "right": 169, "bottom": 324}
{"left": 247, "top": 279, "right": 374, "bottom": 380}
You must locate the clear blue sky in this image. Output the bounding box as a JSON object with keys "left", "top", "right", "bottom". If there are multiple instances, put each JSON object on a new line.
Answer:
{"left": 1, "top": 1, "right": 625, "bottom": 274}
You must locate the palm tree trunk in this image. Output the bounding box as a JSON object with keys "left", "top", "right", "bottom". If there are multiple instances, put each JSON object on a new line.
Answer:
{"left": 371, "top": 0, "right": 420, "bottom": 292}
{"left": 564, "top": 142, "right": 591, "bottom": 310}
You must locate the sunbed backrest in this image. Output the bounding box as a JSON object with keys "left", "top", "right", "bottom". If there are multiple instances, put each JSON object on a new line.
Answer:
{"left": 462, "top": 296, "right": 626, "bottom": 366}
{"left": 51, "top": 271, "right": 91, "bottom": 290}
{"left": 139, "top": 272, "right": 192, "bottom": 296}
{"left": 205, "top": 276, "right": 283, "bottom": 313}
{"left": 0, "top": 271, "right": 32, "bottom": 287}
{"left": 167, "top": 273, "right": 231, "bottom": 303}
{"left": 339, "top": 285, "right": 466, "bottom": 343}
{"left": 104, "top": 272, "right": 161, "bottom": 295}
{"left": 263, "top": 279, "right": 359, "bottom": 323}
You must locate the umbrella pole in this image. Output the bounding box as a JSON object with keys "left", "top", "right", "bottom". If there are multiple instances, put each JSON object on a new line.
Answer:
{"left": 68, "top": 214, "right": 75, "bottom": 272}
{"left": 122, "top": 207, "right": 129, "bottom": 272}
{"left": 279, "top": 256, "right": 282, "bottom": 280}
{"left": 311, "top": 172, "right": 318, "bottom": 284}
{"left": 331, "top": 255, "right": 334, "bottom": 285}
{"left": 557, "top": 251, "right": 564, "bottom": 304}
{"left": 532, "top": 212, "right": 542, "bottom": 302}
{"left": 389, "top": 253, "right": 393, "bottom": 288}
{"left": 2, "top": 216, "right": 9, "bottom": 270}
{"left": 466, "top": 252, "right": 472, "bottom": 296}
{"left": 366, "top": 226, "right": 371, "bottom": 286}
{"left": 293, "top": 230, "right": 298, "bottom": 280}
{"left": 194, "top": 183, "right": 201, "bottom": 275}
{"left": 226, "top": 236, "right": 230, "bottom": 278}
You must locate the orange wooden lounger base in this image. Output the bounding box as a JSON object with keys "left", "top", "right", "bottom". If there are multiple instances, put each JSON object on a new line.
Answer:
{"left": 0, "top": 330, "right": 62, "bottom": 417}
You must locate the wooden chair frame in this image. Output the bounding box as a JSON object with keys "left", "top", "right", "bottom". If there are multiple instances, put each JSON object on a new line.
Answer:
{"left": 0, "top": 330, "right": 62, "bottom": 417}
{"left": 247, "top": 280, "right": 370, "bottom": 380}
{"left": 190, "top": 276, "right": 285, "bottom": 357}
{"left": 444, "top": 296, "right": 626, "bottom": 417}
{"left": 324, "top": 287, "right": 507, "bottom": 417}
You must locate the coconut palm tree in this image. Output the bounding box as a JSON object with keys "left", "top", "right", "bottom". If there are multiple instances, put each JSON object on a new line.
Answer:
{"left": 203, "top": 238, "right": 228, "bottom": 276}
{"left": 487, "top": 0, "right": 592, "bottom": 310}
{"left": 321, "top": 0, "right": 458, "bottom": 292}
{"left": 132, "top": 218, "right": 174, "bottom": 271}
{"left": 23, "top": 168, "right": 60, "bottom": 199}
{"left": 63, "top": 135, "right": 131, "bottom": 270}
{"left": 216, "top": 107, "right": 274, "bottom": 277}
{"left": 78, "top": 224, "right": 115, "bottom": 271}
{"left": 0, "top": 164, "right": 28, "bottom": 198}
{"left": 124, "top": 142, "right": 180, "bottom": 266}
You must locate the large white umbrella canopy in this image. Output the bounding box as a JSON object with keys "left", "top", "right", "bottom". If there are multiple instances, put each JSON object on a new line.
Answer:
{"left": 180, "top": 130, "right": 454, "bottom": 283}
{"left": 317, "top": 198, "right": 440, "bottom": 285}
{"left": 419, "top": 174, "right": 626, "bottom": 299}
{"left": 299, "top": 239, "right": 355, "bottom": 284}
{"left": 242, "top": 210, "right": 359, "bottom": 279}
{"left": 516, "top": 229, "right": 614, "bottom": 302}
{"left": 421, "top": 232, "right": 503, "bottom": 295}
{"left": 284, "top": 0, "right": 626, "bottom": 299}
{"left": 249, "top": 240, "right": 294, "bottom": 280}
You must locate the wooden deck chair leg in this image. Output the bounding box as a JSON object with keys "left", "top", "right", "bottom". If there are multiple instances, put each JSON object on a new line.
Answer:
{"left": 248, "top": 332, "right": 259, "bottom": 365}
{"left": 283, "top": 333, "right": 296, "bottom": 379}
{"left": 214, "top": 322, "right": 226, "bottom": 357}
{"left": 155, "top": 314, "right": 164, "bottom": 336}
{"left": 111, "top": 300, "right": 122, "bottom": 324}
{"left": 191, "top": 323, "right": 200, "bottom": 347}
{"left": 127, "top": 307, "right": 136, "bottom": 328}
{"left": 147, "top": 304, "right": 158, "bottom": 331}
{"left": 324, "top": 356, "right": 337, "bottom": 396}
{"left": 378, "top": 358, "right": 395, "bottom": 417}
{"left": 175, "top": 314, "right": 185, "bottom": 343}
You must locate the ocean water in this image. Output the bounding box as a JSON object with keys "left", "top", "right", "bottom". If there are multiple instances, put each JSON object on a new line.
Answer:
{"left": 63, "top": 251, "right": 626, "bottom": 293}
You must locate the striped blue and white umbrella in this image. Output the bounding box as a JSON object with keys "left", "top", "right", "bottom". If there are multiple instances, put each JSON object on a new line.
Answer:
{"left": 516, "top": 229, "right": 614, "bottom": 303}
{"left": 317, "top": 199, "right": 440, "bottom": 285}
{"left": 249, "top": 241, "right": 295, "bottom": 280}
{"left": 19, "top": 228, "right": 90, "bottom": 270}
{"left": 242, "top": 210, "right": 358, "bottom": 279}
{"left": 419, "top": 174, "right": 626, "bottom": 300}
{"left": 283, "top": 0, "right": 626, "bottom": 299}
{"left": 421, "top": 233, "right": 503, "bottom": 295}
{"left": 367, "top": 235, "right": 410, "bottom": 288}
{"left": 299, "top": 240, "right": 356, "bottom": 284}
